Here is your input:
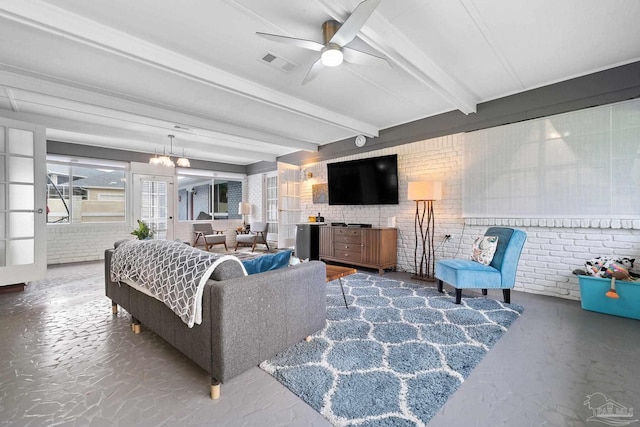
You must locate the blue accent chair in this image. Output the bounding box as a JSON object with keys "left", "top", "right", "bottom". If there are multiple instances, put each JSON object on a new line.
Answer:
{"left": 435, "top": 227, "right": 527, "bottom": 304}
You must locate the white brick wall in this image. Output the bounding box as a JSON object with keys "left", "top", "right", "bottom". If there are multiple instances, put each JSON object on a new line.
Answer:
{"left": 291, "top": 133, "right": 640, "bottom": 301}
{"left": 47, "top": 218, "right": 247, "bottom": 264}
{"left": 247, "top": 174, "right": 264, "bottom": 223}
{"left": 48, "top": 132, "right": 640, "bottom": 301}
{"left": 46, "top": 223, "right": 132, "bottom": 264}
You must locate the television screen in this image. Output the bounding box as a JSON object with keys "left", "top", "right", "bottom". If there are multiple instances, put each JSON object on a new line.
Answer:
{"left": 327, "top": 155, "right": 399, "bottom": 205}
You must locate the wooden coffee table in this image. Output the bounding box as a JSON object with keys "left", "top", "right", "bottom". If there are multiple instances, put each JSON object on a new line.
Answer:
{"left": 325, "top": 264, "right": 356, "bottom": 308}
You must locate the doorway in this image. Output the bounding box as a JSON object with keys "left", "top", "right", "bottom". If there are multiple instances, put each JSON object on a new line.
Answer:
{"left": 132, "top": 174, "right": 174, "bottom": 240}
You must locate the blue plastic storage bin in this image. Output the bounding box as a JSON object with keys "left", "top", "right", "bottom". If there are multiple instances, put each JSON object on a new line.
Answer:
{"left": 578, "top": 275, "right": 640, "bottom": 320}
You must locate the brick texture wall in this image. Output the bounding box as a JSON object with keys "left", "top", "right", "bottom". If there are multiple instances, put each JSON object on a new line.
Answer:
{"left": 47, "top": 223, "right": 133, "bottom": 264}
{"left": 47, "top": 133, "right": 640, "bottom": 301}
{"left": 247, "top": 174, "right": 263, "bottom": 223}
{"left": 295, "top": 133, "right": 640, "bottom": 300}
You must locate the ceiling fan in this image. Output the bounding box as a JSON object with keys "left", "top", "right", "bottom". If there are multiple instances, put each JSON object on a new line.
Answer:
{"left": 256, "top": 0, "right": 388, "bottom": 84}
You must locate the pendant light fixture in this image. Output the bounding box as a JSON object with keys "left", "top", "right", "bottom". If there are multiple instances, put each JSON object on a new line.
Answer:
{"left": 148, "top": 134, "right": 190, "bottom": 168}
{"left": 177, "top": 147, "right": 191, "bottom": 168}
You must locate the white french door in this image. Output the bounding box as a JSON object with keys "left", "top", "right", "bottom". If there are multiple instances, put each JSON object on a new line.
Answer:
{"left": 264, "top": 172, "right": 279, "bottom": 243}
{"left": 0, "top": 118, "right": 46, "bottom": 286}
{"left": 132, "top": 174, "right": 174, "bottom": 240}
{"left": 277, "top": 162, "right": 301, "bottom": 249}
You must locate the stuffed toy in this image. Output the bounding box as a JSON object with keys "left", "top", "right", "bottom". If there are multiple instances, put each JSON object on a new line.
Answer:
{"left": 580, "top": 256, "right": 635, "bottom": 278}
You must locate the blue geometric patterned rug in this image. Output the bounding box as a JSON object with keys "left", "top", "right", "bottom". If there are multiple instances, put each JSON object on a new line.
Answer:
{"left": 260, "top": 273, "right": 523, "bottom": 427}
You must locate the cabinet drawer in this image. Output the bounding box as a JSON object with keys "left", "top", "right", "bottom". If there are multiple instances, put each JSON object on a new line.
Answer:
{"left": 333, "top": 250, "right": 362, "bottom": 263}
{"left": 334, "top": 234, "right": 360, "bottom": 244}
{"left": 334, "top": 242, "right": 360, "bottom": 252}
{"left": 334, "top": 228, "right": 361, "bottom": 237}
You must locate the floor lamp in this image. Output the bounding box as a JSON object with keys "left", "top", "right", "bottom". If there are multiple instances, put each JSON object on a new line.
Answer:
{"left": 408, "top": 182, "right": 442, "bottom": 281}
{"left": 239, "top": 202, "right": 251, "bottom": 229}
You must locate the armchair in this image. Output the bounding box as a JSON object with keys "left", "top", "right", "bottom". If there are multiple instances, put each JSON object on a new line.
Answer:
{"left": 235, "top": 222, "right": 269, "bottom": 252}
{"left": 193, "top": 223, "right": 227, "bottom": 251}
{"left": 435, "top": 227, "right": 526, "bottom": 304}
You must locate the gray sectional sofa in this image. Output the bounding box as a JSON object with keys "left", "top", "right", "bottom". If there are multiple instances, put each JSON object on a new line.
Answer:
{"left": 104, "top": 247, "right": 327, "bottom": 399}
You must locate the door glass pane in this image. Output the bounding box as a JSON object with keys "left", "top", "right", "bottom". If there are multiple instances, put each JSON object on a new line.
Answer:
{"left": 9, "top": 239, "right": 34, "bottom": 265}
{"left": 141, "top": 180, "right": 168, "bottom": 240}
{"left": 0, "top": 157, "right": 5, "bottom": 181}
{"left": 0, "top": 127, "right": 4, "bottom": 151}
{"left": 9, "top": 212, "right": 34, "bottom": 238}
{"left": 9, "top": 157, "right": 34, "bottom": 183}
{"left": 0, "top": 212, "right": 4, "bottom": 238}
{"left": 8, "top": 129, "right": 33, "bottom": 156}
{"left": 9, "top": 184, "right": 34, "bottom": 210}
{"left": 0, "top": 241, "right": 5, "bottom": 267}
{"left": 0, "top": 184, "right": 4, "bottom": 209}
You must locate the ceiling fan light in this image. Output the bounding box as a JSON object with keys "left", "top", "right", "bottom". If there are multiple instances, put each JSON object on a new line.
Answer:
{"left": 321, "top": 45, "right": 343, "bottom": 67}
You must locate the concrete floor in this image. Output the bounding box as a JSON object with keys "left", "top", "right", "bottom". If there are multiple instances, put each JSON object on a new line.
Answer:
{"left": 1, "top": 262, "right": 639, "bottom": 426}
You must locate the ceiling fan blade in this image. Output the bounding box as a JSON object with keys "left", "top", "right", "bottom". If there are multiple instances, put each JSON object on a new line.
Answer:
{"left": 329, "top": 0, "right": 382, "bottom": 47}
{"left": 302, "top": 58, "right": 325, "bottom": 85}
{"left": 343, "top": 46, "right": 389, "bottom": 67}
{"left": 256, "top": 32, "right": 324, "bottom": 52}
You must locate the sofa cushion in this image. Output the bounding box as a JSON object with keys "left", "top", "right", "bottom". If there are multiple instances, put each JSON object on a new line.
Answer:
{"left": 436, "top": 259, "right": 502, "bottom": 289}
{"left": 242, "top": 250, "right": 292, "bottom": 275}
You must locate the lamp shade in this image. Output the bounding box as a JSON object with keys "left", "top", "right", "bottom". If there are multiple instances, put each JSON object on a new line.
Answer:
{"left": 408, "top": 181, "right": 442, "bottom": 201}
{"left": 239, "top": 202, "right": 251, "bottom": 215}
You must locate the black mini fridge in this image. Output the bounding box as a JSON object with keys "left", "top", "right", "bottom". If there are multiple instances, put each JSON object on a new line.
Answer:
{"left": 295, "top": 224, "right": 324, "bottom": 260}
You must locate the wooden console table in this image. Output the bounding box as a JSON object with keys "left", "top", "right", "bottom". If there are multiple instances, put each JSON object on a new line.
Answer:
{"left": 319, "top": 226, "right": 397, "bottom": 275}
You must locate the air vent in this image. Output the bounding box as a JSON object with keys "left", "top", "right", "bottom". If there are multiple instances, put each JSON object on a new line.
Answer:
{"left": 262, "top": 53, "right": 277, "bottom": 63}
{"left": 259, "top": 52, "right": 298, "bottom": 73}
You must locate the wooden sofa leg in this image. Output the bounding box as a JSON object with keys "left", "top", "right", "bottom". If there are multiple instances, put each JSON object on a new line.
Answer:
{"left": 111, "top": 302, "right": 118, "bottom": 314}
{"left": 482, "top": 289, "right": 487, "bottom": 296}
{"left": 455, "top": 289, "right": 462, "bottom": 304}
{"left": 132, "top": 317, "right": 141, "bottom": 334}
{"left": 437, "top": 279, "right": 443, "bottom": 293}
{"left": 503, "top": 289, "right": 511, "bottom": 304}
{"left": 211, "top": 379, "right": 221, "bottom": 400}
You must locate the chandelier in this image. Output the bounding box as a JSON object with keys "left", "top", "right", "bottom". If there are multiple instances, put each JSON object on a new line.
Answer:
{"left": 149, "top": 135, "right": 190, "bottom": 168}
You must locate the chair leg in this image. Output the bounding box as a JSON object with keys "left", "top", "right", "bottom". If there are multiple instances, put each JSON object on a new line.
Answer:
{"left": 265, "top": 241, "right": 270, "bottom": 252}
{"left": 223, "top": 242, "right": 228, "bottom": 251}
{"left": 455, "top": 289, "right": 462, "bottom": 304}
{"left": 503, "top": 289, "right": 511, "bottom": 304}
{"left": 482, "top": 289, "right": 487, "bottom": 295}
{"left": 437, "top": 279, "right": 443, "bottom": 293}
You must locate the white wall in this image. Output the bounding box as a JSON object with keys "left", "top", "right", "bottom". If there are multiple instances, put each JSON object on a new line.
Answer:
{"left": 46, "top": 218, "right": 246, "bottom": 265}
{"left": 294, "top": 133, "right": 640, "bottom": 301}
{"left": 46, "top": 133, "right": 640, "bottom": 300}
{"left": 246, "top": 173, "right": 264, "bottom": 223}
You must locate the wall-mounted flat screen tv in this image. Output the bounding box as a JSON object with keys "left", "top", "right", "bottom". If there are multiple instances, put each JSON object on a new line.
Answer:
{"left": 327, "top": 154, "right": 399, "bottom": 205}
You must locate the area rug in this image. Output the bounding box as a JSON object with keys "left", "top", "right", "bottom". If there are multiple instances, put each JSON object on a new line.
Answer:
{"left": 260, "top": 273, "right": 523, "bottom": 427}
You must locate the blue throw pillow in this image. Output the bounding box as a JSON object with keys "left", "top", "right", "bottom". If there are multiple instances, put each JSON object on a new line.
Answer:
{"left": 242, "top": 250, "right": 293, "bottom": 275}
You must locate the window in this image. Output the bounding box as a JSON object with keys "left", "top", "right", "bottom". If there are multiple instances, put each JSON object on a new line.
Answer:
{"left": 463, "top": 99, "right": 640, "bottom": 219}
{"left": 46, "top": 157, "right": 127, "bottom": 224}
{"left": 177, "top": 170, "right": 245, "bottom": 221}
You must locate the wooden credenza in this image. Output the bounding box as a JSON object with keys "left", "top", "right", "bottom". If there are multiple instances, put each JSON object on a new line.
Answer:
{"left": 319, "top": 226, "right": 397, "bottom": 275}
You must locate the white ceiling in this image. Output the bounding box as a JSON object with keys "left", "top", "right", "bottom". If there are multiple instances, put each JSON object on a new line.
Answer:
{"left": 0, "top": 0, "right": 639, "bottom": 166}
